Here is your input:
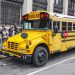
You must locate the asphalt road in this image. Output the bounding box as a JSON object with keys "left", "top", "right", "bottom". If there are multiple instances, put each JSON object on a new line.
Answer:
{"left": 0, "top": 49, "right": 75, "bottom": 75}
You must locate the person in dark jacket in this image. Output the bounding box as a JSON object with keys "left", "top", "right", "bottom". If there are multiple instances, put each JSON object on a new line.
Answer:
{"left": 2, "top": 28, "right": 8, "bottom": 43}
{"left": 1, "top": 26, "right": 5, "bottom": 43}
{"left": 8, "top": 27, "right": 13, "bottom": 37}
{"left": 0, "top": 29, "right": 2, "bottom": 44}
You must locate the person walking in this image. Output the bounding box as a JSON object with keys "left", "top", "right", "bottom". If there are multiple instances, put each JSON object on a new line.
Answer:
{"left": 14, "top": 25, "right": 17, "bottom": 35}
{"left": 12, "top": 27, "right": 15, "bottom": 36}
{"left": 1, "top": 26, "right": 5, "bottom": 43}
{"left": 8, "top": 27, "right": 13, "bottom": 37}
{"left": 0, "top": 28, "right": 2, "bottom": 48}
{"left": 2, "top": 28, "right": 8, "bottom": 43}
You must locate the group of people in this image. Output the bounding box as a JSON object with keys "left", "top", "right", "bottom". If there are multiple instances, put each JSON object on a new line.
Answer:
{"left": 0, "top": 26, "right": 21, "bottom": 43}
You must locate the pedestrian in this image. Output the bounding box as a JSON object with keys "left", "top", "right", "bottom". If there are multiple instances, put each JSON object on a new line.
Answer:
{"left": 2, "top": 28, "right": 8, "bottom": 43}
{"left": 16, "top": 28, "right": 20, "bottom": 34}
{"left": 1, "top": 26, "right": 5, "bottom": 43}
{"left": 2, "top": 26, "right": 5, "bottom": 31}
{"left": 14, "top": 25, "right": 17, "bottom": 34}
{"left": 0, "top": 28, "right": 2, "bottom": 44}
{"left": 12, "top": 27, "right": 15, "bottom": 36}
{"left": 8, "top": 26, "right": 13, "bottom": 37}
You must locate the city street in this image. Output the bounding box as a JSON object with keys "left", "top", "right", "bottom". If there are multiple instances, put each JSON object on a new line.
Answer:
{"left": 0, "top": 0, "right": 75, "bottom": 75}
{"left": 0, "top": 49, "right": 75, "bottom": 75}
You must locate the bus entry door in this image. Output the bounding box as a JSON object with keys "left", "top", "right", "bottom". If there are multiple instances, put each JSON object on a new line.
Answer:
{"left": 52, "top": 33, "right": 61, "bottom": 51}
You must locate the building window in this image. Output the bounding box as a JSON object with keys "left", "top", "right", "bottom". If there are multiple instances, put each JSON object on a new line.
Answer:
{"left": 68, "top": 0, "right": 74, "bottom": 9}
{"left": 68, "top": 0, "right": 74, "bottom": 15}
{"left": 62, "top": 22, "right": 67, "bottom": 31}
{"left": 54, "top": 0, "right": 63, "bottom": 13}
{"left": 55, "top": 0, "right": 59, "bottom": 4}
{"left": 33, "top": 0, "right": 47, "bottom": 11}
{"left": 55, "top": 0, "right": 63, "bottom": 5}
{"left": 59, "top": 0, "right": 63, "bottom": 4}
{"left": 68, "top": 22, "right": 72, "bottom": 31}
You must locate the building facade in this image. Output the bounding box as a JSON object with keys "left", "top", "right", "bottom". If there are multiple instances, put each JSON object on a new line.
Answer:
{"left": 0, "top": 0, "right": 75, "bottom": 26}
{"left": 23, "top": 0, "right": 75, "bottom": 16}
{"left": 0, "top": 0, "right": 24, "bottom": 26}
{"left": 33, "top": 0, "right": 47, "bottom": 11}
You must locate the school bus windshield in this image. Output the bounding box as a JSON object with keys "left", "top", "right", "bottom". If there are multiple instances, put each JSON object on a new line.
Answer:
{"left": 22, "top": 20, "right": 49, "bottom": 30}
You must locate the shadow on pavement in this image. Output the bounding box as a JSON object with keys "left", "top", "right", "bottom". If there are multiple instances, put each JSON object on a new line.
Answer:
{"left": 49, "top": 48, "right": 75, "bottom": 61}
{"left": 0, "top": 48, "right": 75, "bottom": 68}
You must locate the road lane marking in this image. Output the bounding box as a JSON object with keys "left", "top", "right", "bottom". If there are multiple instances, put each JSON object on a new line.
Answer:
{"left": 27, "top": 56, "right": 75, "bottom": 75}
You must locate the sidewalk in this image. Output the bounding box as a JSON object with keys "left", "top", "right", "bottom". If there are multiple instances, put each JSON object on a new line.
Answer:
{"left": 0, "top": 44, "right": 7, "bottom": 59}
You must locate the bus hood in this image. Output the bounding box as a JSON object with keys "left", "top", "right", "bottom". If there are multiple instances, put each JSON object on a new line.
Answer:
{"left": 7, "top": 31, "right": 46, "bottom": 43}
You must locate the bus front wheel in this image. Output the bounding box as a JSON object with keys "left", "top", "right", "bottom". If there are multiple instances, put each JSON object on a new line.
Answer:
{"left": 32, "top": 46, "right": 48, "bottom": 67}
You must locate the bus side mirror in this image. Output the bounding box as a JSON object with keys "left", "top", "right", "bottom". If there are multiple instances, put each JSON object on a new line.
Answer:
{"left": 21, "top": 33, "right": 28, "bottom": 39}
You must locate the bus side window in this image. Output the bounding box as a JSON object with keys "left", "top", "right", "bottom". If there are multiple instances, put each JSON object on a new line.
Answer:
{"left": 49, "top": 20, "right": 52, "bottom": 29}
{"left": 73, "top": 23, "right": 75, "bottom": 31}
{"left": 62, "top": 22, "right": 67, "bottom": 31}
{"left": 57, "top": 21, "right": 60, "bottom": 31}
{"left": 68, "top": 22, "right": 72, "bottom": 31}
{"left": 53, "top": 21, "right": 60, "bottom": 31}
{"left": 53, "top": 21, "right": 57, "bottom": 30}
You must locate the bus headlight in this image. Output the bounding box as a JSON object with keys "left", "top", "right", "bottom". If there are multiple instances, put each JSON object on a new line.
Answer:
{"left": 2, "top": 46, "right": 6, "bottom": 49}
{"left": 20, "top": 50, "right": 25, "bottom": 52}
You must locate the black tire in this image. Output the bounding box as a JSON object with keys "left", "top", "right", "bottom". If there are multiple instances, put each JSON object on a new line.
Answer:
{"left": 32, "top": 46, "right": 48, "bottom": 67}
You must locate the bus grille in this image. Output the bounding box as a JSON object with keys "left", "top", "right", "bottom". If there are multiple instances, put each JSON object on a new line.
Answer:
{"left": 8, "top": 42, "right": 18, "bottom": 50}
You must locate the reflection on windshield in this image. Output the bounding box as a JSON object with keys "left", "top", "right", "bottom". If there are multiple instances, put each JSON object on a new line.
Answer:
{"left": 23, "top": 20, "right": 49, "bottom": 30}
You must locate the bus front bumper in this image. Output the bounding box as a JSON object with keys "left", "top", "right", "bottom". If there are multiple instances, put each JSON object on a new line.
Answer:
{"left": 0, "top": 49, "right": 32, "bottom": 63}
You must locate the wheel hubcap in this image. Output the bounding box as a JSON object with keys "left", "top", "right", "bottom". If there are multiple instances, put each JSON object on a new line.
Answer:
{"left": 38, "top": 51, "right": 46, "bottom": 63}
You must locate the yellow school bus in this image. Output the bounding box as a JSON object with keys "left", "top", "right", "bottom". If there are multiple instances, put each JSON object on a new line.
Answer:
{"left": 1, "top": 11, "right": 75, "bottom": 67}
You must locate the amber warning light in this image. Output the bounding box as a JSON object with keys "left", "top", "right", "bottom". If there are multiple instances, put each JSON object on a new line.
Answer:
{"left": 40, "top": 13, "right": 49, "bottom": 19}
{"left": 22, "top": 14, "right": 28, "bottom": 20}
